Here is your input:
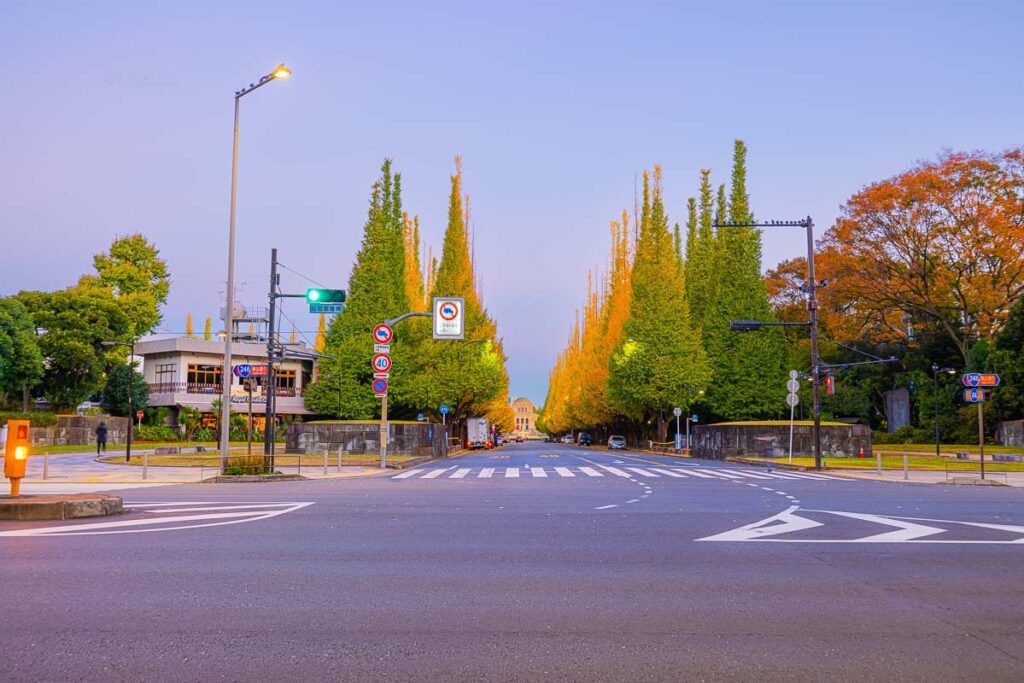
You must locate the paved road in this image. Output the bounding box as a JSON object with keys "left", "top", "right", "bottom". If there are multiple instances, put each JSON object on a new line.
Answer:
{"left": 2, "top": 441, "right": 1022, "bottom": 681}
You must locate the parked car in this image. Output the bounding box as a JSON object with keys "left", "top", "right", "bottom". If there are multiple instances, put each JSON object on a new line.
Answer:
{"left": 561, "top": 435, "right": 573, "bottom": 444}
{"left": 577, "top": 432, "right": 592, "bottom": 446}
{"left": 515, "top": 435, "right": 524, "bottom": 443}
{"left": 607, "top": 435, "right": 627, "bottom": 450}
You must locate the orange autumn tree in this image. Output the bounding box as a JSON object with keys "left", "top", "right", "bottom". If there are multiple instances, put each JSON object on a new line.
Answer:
{"left": 817, "top": 148, "right": 1024, "bottom": 362}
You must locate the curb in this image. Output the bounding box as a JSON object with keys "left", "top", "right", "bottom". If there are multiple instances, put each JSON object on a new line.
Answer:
{"left": 0, "top": 493, "right": 123, "bottom": 520}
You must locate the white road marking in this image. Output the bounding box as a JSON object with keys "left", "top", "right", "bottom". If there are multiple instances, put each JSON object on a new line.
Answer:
{"left": 698, "top": 506, "right": 823, "bottom": 542}
{"left": 626, "top": 467, "right": 659, "bottom": 478}
{"left": 626, "top": 499, "right": 640, "bottom": 504}
{"left": 729, "top": 471, "right": 773, "bottom": 480}
{"left": 578, "top": 467, "right": 603, "bottom": 477}
{"left": 554, "top": 467, "right": 575, "bottom": 477}
{"left": 450, "top": 468, "right": 471, "bottom": 479}
{"left": 599, "top": 465, "right": 632, "bottom": 478}
{"left": 747, "top": 470, "right": 804, "bottom": 480}
{"left": 594, "top": 504, "right": 618, "bottom": 510}
{"left": 695, "top": 469, "right": 743, "bottom": 480}
{"left": 819, "top": 510, "right": 947, "bottom": 542}
{"left": 479, "top": 468, "right": 495, "bottom": 478}
{"left": 649, "top": 468, "right": 686, "bottom": 478}
{"left": 392, "top": 469, "right": 421, "bottom": 479}
{"left": 674, "top": 468, "right": 715, "bottom": 478}
{"left": 505, "top": 468, "right": 520, "bottom": 478}
{"left": 530, "top": 467, "right": 548, "bottom": 477}
{"left": 421, "top": 467, "right": 452, "bottom": 479}
{"left": 0, "top": 502, "right": 313, "bottom": 537}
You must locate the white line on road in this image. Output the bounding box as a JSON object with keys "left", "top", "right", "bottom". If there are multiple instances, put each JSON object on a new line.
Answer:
{"left": 554, "top": 467, "right": 575, "bottom": 477}
{"left": 530, "top": 467, "right": 548, "bottom": 477}
{"left": 594, "top": 504, "right": 618, "bottom": 510}
{"left": 505, "top": 468, "right": 520, "bottom": 478}
{"left": 599, "top": 465, "right": 632, "bottom": 478}
{"left": 695, "top": 469, "right": 743, "bottom": 479}
{"left": 729, "top": 471, "right": 773, "bottom": 480}
{"left": 392, "top": 469, "right": 421, "bottom": 479}
{"left": 450, "top": 468, "right": 471, "bottom": 479}
{"left": 578, "top": 467, "right": 603, "bottom": 477}
{"left": 479, "top": 468, "right": 494, "bottom": 478}
{"left": 421, "top": 467, "right": 453, "bottom": 479}
{"left": 626, "top": 467, "right": 659, "bottom": 478}
{"left": 649, "top": 468, "right": 686, "bottom": 478}
{"left": 674, "top": 468, "right": 715, "bottom": 478}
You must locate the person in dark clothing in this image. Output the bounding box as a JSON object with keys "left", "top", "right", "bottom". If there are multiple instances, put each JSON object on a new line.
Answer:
{"left": 96, "top": 422, "right": 108, "bottom": 454}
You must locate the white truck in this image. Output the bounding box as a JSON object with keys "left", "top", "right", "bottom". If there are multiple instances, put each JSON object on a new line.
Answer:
{"left": 467, "top": 417, "right": 491, "bottom": 449}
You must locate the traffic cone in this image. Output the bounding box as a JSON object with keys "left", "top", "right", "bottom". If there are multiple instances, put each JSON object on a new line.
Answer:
{"left": 859, "top": 445, "right": 865, "bottom": 458}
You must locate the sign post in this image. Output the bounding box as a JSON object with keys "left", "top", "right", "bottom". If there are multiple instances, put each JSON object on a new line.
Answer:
{"left": 433, "top": 297, "right": 465, "bottom": 340}
{"left": 787, "top": 371, "right": 800, "bottom": 463}
{"left": 672, "top": 407, "right": 682, "bottom": 452}
{"left": 686, "top": 414, "right": 698, "bottom": 457}
{"left": 962, "top": 374, "right": 1000, "bottom": 480}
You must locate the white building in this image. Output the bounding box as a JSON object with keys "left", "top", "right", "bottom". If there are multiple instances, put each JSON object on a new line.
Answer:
{"left": 135, "top": 336, "right": 315, "bottom": 427}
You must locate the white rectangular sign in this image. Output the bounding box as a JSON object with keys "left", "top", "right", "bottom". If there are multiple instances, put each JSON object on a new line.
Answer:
{"left": 433, "top": 297, "right": 465, "bottom": 340}
{"left": 374, "top": 344, "right": 391, "bottom": 354}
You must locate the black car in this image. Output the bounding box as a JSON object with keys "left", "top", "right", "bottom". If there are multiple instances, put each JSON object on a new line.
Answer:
{"left": 576, "top": 432, "right": 592, "bottom": 446}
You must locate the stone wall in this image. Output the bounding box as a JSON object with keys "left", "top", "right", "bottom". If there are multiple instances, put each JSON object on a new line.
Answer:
{"left": 995, "top": 420, "right": 1024, "bottom": 447}
{"left": 28, "top": 416, "right": 130, "bottom": 447}
{"left": 286, "top": 421, "right": 445, "bottom": 458}
{"left": 692, "top": 422, "right": 872, "bottom": 460}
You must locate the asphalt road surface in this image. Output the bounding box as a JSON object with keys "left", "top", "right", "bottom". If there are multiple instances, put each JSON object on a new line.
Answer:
{"left": 2, "top": 441, "right": 1023, "bottom": 681}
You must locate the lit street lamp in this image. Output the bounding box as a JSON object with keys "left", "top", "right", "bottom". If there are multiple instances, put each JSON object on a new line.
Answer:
{"left": 101, "top": 340, "right": 136, "bottom": 462}
{"left": 931, "top": 364, "right": 956, "bottom": 459}
{"left": 219, "top": 63, "right": 291, "bottom": 471}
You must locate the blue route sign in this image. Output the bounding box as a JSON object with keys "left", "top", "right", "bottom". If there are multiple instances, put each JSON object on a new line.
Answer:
{"left": 232, "top": 364, "right": 252, "bottom": 378}
{"left": 961, "top": 373, "right": 1000, "bottom": 388}
{"left": 439, "top": 404, "right": 450, "bottom": 415}
{"left": 310, "top": 302, "right": 344, "bottom": 314}
{"left": 963, "top": 388, "right": 987, "bottom": 403}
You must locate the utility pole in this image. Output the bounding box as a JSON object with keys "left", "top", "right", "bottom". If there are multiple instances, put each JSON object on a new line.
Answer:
{"left": 264, "top": 247, "right": 279, "bottom": 468}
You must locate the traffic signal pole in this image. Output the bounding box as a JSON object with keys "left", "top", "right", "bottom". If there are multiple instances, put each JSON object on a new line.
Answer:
{"left": 265, "top": 248, "right": 278, "bottom": 466}
{"left": 804, "top": 217, "right": 823, "bottom": 471}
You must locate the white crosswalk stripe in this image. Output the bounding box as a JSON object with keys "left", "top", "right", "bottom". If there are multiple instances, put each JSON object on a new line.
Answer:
{"left": 389, "top": 465, "right": 854, "bottom": 482}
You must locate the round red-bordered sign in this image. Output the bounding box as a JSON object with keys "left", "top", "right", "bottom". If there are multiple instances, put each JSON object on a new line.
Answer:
{"left": 372, "top": 378, "right": 388, "bottom": 395}
{"left": 371, "top": 353, "right": 392, "bottom": 373}
{"left": 372, "top": 323, "right": 394, "bottom": 344}
{"left": 438, "top": 301, "right": 459, "bottom": 321}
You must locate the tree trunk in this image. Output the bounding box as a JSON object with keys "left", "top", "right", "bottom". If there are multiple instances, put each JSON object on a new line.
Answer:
{"left": 22, "top": 384, "right": 30, "bottom": 413}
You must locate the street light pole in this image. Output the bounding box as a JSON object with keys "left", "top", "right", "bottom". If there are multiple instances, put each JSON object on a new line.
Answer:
{"left": 219, "top": 64, "right": 291, "bottom": 472}
{"left": 102, "top": 340, "right": 135, "bottom": 462}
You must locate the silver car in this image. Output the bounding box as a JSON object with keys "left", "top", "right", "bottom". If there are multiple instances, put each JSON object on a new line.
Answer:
{"left": 607, "top": 435, "right": 627, "bottom": 450}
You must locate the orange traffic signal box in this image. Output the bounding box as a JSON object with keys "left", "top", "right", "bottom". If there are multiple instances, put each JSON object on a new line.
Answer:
{"left": 4, "top": 419, "right": 30, "bottom": 496}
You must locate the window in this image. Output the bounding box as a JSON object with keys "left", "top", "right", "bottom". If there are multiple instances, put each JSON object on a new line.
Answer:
{"left": 156, "top": 363, "right": 176, "bottom": 384}
{"left": 187, "top": 364, "right": 222, "bottom": 389}
{"left": 275, "top": 369, "right": 297, "bottom": 395}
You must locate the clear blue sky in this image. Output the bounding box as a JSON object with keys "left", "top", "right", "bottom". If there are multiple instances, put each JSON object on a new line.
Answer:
{"left": 2, "top": 1, "right": 1022, "bottom": 405}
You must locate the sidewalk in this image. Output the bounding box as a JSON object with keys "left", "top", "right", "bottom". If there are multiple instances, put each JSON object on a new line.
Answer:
{"left": 828, "top": 468, "right": 1024, "bottom": 487}
{"left": 7, "top": 450, "right": 391, "bottom": 486}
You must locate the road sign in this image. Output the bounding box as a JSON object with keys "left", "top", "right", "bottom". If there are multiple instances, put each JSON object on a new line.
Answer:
{"left": 673, "top": 407, "right": 682, "bottom": 417}
{"left": 440, "top": 404, "right": 450, "bottom": 415}
{"left": 963, "top": 388, "right": 987, "bottom": 403}
{"left": 371, "top": 378, "right": 388, "bottom": 396}
{"left": 786, "top": 393, "right": 800, "bottom": 408}
{"left": 233, "top": 364, "right": 252, "bottom": 378}
{"left": 962, "top": 373, "right": 1000, "bottom": 388}
{"left": 373, "top": 372, "right": 390, "bottom": 380}
{"left": 371, "top": 353, "right": 392, "bottom": 373}
{"left": 309, "top": 302, "right": 344, "bottom": 315}
{"left": 136, "top": 410, "right": 144, "bottom": 420}
{"left": 433, "top": 297, "right": 465, "bottom": 340}
{"left": 372, "top": 323, "right": 394, "bottom": 344}
{"left": 787, "top": 379, "right": 800, "bottom": 393}
{"left": 692, "top": 414, "right": 698, "bottom": 422}
{"left": 789, "top": 370, "right": 799, "bottom": 380}
{"left": 674, "top": 433, "right": 682, "bottom": 449}
{"left": 374, "top": 343, "right": 391, "bottom": 354}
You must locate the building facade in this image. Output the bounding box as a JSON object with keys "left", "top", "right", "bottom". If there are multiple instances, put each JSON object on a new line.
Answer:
{"left": 136, "top": 336, "right": 314, "bottom": 426}
{"left": 512, "top": 397, "right": 541, "bottom": 439}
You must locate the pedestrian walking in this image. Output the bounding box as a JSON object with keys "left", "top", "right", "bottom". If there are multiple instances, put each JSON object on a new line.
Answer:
{"left": 96, "top": 421, "right": 108, "bottom": 454}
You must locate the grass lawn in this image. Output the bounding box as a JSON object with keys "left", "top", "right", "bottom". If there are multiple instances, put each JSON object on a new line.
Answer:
{"left": 99, "top": 452, "right": 416, "bottom": 468}
{"left": 748, "top": 455, "right": 1024, "bottom": 472}
{"left": 36, "top": 441, "right": 255, "bottom": 454}
{"left": 874, "top": 443, "right": 1024, "bottom": 455}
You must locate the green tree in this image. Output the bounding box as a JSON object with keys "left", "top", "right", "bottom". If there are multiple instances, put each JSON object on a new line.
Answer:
{"left": 989, "top": 297, "right": 1024, "bottom": 422}
{"left": 702, "top": 140, "right": 787, "bottom": 420}
{"left": 75, "top": 233, "right": 170, "bottom": 339}
{"left": 304, "top": 160, "right": 409, "bottom": 418}
{"left": 399, "top": 158, "right": 509, "bottom": 424}
{"left": 100, "top": 362, "right": 149, "bottom": 417}
{"left": 607, "top": 168, "right": 710, "bottom": 441}
{"left": 686, "top": 168, "right": 719, "bottom": 332}
{"left": 16, "top": 289, "right": 130, "bottom": 409}
{"left": 0, "top": 297, "right": 45, "bottom": 411}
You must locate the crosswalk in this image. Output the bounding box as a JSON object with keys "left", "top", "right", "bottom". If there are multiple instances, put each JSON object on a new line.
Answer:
{"left": 392, "top": 465, "right": 848, "bottom": 482}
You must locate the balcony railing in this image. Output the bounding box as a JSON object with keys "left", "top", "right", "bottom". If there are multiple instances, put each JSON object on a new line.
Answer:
{"left": 147, "top": 382, "right": 303, "bottom": 397}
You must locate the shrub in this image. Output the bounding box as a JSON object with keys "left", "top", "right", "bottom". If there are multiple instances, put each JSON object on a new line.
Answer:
{"left": 0, "top": 411, "right": 57, "bottom": 427}
{"left": 134, "top": 425, "right": 179, "bottom": 442}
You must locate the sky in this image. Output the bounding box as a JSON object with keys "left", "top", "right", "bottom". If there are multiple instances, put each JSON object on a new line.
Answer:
{"left": 2, "top": 1, "right": 1022, "bottom": 405}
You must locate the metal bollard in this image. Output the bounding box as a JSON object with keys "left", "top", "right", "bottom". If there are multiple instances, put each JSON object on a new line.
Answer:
{"left": 337, "top": 448, "right": 342, "bottom": 472}
{"left": 903, "top": 453, "right": 908, "bottom": 480}
{"left": 323, "top": 448, "right": 329, "bottom": 476}
{"left": 143, "top": 450, "right": 148, "bottom": 480}
{"left": 876, "top": 451, "right": 882, "bottom": 476}
{"left": 43, "top": 452, "right": 49, "bottom": 480}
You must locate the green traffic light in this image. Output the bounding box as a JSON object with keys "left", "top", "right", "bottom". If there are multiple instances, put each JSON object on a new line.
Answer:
{"left": 307, "top": 289, "right": 321, "bottom": 302}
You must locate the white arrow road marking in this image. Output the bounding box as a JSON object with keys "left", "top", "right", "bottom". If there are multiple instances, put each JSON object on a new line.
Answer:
{"left": 815, "top": 510, "right": 947, "bottom": 542}
{"left": 0, "top": 502, "right": 314, "bottom": 537}
{"left": 699, "top": 507, "right": 1024, "bottom": 544}
{"left": 697, "top": 506, "right": 822, "bottom": 542}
